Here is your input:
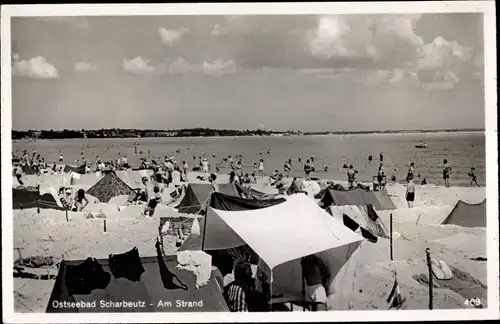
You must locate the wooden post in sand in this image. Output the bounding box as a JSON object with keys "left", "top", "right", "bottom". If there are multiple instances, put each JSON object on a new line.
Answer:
{"left": 104, "top": 219, "right": 107, "bottom": 233}
{"left": 65, "top": 208, "right": 69, "bottom": 222}
{"left": 37, "top": 185, "right": 41, "bottom": 214}
{"left": 426, "top": 248, "right": 433, "bottom": 310}
{"left": 390, "top": 213, "right": 393, "bottom": 261}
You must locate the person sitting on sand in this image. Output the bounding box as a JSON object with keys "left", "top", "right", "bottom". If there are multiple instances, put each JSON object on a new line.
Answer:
{"left": 242, "top": 173, "right": 251, "bottom": 184}
{"left": 251, "top": 172, "right": 257, "bottom": 184}
{"left": 347, "top": 165, "right": 358, "bottom": 189}
{"left": 301, "top": 254, "right": 328, "bottom": 311}
{"left": 13, "top": 162, "right": 24, "bottom": 186}
{"left": 224, "top": 261, "right": 254, "bottom": 312}
{"left": 442, "top": 159, "right": 452, "bottom": 188}
{"left": 405, "top": 176, "right": 415, "bottom": 208}
{"left": 133, "top": 176, "right": 152, "bottom": 204}
{"left": 72, "top": 189, "right": 89, "bottom": 212}
{"left": 391, "top": 168, "right": 397, "bottom": 183}
{"left": 143, "top": 186, "right": 161, "bottom": 217}
{"left": 468, "top": 167, "right": 479, "bottom": 187}
{"left": 229, "top": 171, "right": 239, "bottom": 184}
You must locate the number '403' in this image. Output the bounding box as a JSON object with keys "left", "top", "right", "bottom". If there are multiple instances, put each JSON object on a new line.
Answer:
{"left": 464, "top": 298, "right": 481, "bottom": 307}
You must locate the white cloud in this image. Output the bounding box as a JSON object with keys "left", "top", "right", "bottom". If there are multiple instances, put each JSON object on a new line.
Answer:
{"left": 305, "top": 15, "right": 424, "bottom": 60}
{"left": 74, "top": 61, "right": 97, "bottom": 73}
{"left": 417, "top": 36, "right": 473, "bottom": 71}
{"left": 366, "top": 69, "right": 419, "bottom": 86}
{"left": 158, "top": 27, "right": 188, "bottom": 46}
{"left": 122, "top": 57, "right": 155, "bottom": 75}
{"left": 123, "top": 57, "right": 237, "bottom": 76}
{"left": 12, "top": 55, "right": 59, "bottom": 79}
{"left": 202, "top": 59, "right": 237, "bottom": 76}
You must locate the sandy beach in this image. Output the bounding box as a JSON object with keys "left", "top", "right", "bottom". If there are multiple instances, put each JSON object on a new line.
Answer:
{"left": 12, "top": 171, "right": 487, "bottom": 312}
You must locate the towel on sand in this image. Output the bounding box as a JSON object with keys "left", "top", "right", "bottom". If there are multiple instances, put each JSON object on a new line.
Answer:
{"left": 176, "top": 251, "right": 212, "bottom": 289}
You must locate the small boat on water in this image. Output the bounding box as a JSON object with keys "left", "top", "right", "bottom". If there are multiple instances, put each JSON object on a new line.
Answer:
{"left": 415, "top": 142, "right": 428, "bottom": 149}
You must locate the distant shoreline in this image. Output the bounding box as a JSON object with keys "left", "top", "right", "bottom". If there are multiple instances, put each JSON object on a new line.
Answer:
{"left": 11, "top": 128, "right": 485, "bottom": 141}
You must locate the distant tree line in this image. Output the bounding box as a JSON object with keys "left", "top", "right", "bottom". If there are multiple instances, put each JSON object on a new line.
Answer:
{"left": 11, "top": 127, "right": 483, "bottom": 140}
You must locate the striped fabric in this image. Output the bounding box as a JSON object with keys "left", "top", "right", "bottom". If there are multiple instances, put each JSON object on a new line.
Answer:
{"left": 226, "top": 284, "right": 248, "bottom": 312}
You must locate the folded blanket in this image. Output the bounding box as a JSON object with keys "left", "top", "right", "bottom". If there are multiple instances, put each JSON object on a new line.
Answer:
{"left": 176, "top": 251, "right": 212, "bottom": 289}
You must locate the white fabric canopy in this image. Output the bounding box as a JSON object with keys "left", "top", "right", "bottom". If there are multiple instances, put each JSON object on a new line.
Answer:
{"left": 209, "top": 193, "right": 363, "bottom": 270}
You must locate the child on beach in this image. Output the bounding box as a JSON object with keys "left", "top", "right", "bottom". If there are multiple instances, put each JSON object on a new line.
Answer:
{"left": 443, "top": 159, "right": 452, "bottom": 188}
{"left": 468, "top": 167, "right": 479, "bottom": 187}
{"left": 405, "top": 176, "right": 415, "bottom": 208}
{"left": 258, "top": 159, "right": 265, "bottom": 178}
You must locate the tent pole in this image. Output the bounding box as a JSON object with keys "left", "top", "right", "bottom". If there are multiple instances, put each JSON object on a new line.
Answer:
{"left": 390, "top": 213, "right": 393, "bottom": 261}
{"left": 302, "top": 265, "right": 306, "bottom": 312}
{"left": 426, "top": 248, "right": 433, "bottom": 310}
{"left": 201, "top": 205, "right": 208, "bottom": 251}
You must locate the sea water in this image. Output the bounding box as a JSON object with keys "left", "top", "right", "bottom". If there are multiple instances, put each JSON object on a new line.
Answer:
{"left": 12, "top": 132, "right": 486, "bottom": 187}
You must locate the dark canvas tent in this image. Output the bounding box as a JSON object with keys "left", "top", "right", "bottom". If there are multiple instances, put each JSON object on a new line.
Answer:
{"left": 178, "top": 192, "right": 286, "bottom": 252}
{"left": 175, "top": 183, "right": 240, "bottom": 215}
{"left": 46, "top": 254, "right": 229, "bottom": 313}
{"left": 441, "top": 199, "right": 486, "bottom": 228}
{"left": 320, "top": 188, "right": 389, "bottom": 210}
{"left": 86, "top": 171, "right": 135, "bottom": 203}
{"left": 12, "top": 186, "right": 65, "bottom": 210}
{"left": 64, "top": 165, "right": 86, "bottom": 175}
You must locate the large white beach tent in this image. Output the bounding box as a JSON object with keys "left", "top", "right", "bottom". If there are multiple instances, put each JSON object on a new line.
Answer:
{"left": 210, "top": 194, "right": 363, "bottom": 269}
{"left": 208, "top": 194, "right": 364, "bottom": 309}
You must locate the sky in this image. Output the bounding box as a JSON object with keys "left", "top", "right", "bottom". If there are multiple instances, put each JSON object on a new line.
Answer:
{"left": 9, "top": 14, "right": 485, "bottom": 132}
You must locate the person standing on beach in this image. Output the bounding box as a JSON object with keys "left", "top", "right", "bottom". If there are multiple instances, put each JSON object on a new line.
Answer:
{"left": 468, "top": 167, "right": 480, "bottom": 187}
{"left": 258, "top": 159, "right": 265, "bottom": 178}
{"left": 236, "top": 160, "right": 243, "bottom": 178}
{"left": 442, "top": 159, "right": 452, "bottom": 188}
{"left": 347, "top": 165, "right": 358, "bottom": 189}
{"left": 380, "top": 152, "right": 384, "bottom": 162}
{"left": 377, "top": 162, "right": 385, "bottom": 189}
{"left": 405, "top": 176, "right": 415, "bottom": 208}
{"left": 284, "top": 160, "right": 291, "bottom": 178}
{"left": 407, "top": 162, "right": 415, "bottom": 181}
{"left": 202, "top": 158, "right": 209, "bottom": 174}
{"left": 59, "top": 152, "right": 64, "bottom": 164}
{"left": 304, "top": 160, "right": 312, "bottom": 180}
